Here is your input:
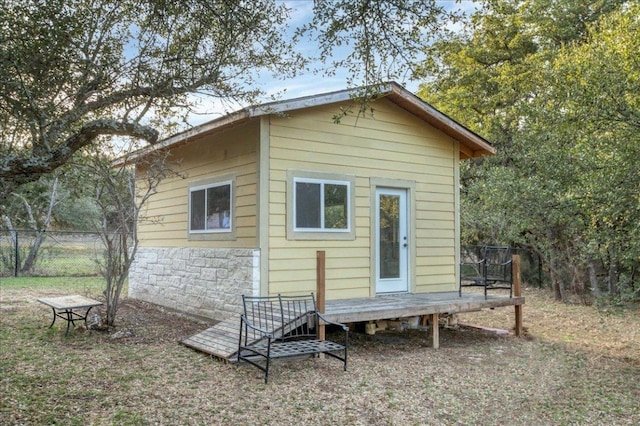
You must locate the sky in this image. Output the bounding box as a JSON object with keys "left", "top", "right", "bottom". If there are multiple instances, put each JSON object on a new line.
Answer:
{"left": 185, "top": 0, "right": 479, "bottom": 127}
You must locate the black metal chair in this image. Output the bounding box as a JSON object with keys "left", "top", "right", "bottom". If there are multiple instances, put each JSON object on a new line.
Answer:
{"left": 481, "top": 246, "right": 513, "bottom": 297}
{"left": 460, "top": 246, "right": 513, "bottom": 298}
{"left": 237, "top": 293, "right": 348, "bottom": 383}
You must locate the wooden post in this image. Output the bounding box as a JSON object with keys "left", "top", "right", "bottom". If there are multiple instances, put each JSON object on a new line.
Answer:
{"left": 430, "top": 313, "right": 439, "bottom": 349}
{"left": 513, "top": 254, "right": 523, "bottom": 337}
{"left": 316, "top": 251, "right": 326, "bottom": 341}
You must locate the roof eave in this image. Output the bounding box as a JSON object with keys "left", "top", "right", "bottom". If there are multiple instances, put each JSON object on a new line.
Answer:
{"left": 385, "top": 83, "right": 496, "bottom": 159}
{"left": 118, "top": 109, "right": 252, "bottom": 165}
{"left": 120, "top": 82, "right": 495, "bottom": 165}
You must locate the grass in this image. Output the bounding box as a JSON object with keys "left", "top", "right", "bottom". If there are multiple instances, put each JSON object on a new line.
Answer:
{"left": 1, "top": 278, "right": 638, "bottom": 425}
{"left": 1, "top": 253, "right": 101, "bottom": 277}
{"left": 1, "top": 276, "right": 105, "bottom": 292}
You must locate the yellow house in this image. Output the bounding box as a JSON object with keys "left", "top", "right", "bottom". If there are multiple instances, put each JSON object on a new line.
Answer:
{"left": 128, "top": 82, "right": 495, "bottom": 322}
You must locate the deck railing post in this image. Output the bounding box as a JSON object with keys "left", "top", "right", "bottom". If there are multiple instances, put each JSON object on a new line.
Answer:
{"left": 316, "top": 250, "right": 326, "bottom": 341}
{"left": 513, "top": 254, "right": 523, "bottom": 337}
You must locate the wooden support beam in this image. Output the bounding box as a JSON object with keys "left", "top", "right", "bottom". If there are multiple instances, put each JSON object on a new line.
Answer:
{"left": 513, "top": 254, "right": 523, "bottom": 337}
{"left": 317, "top": 250, "right": 326, "bottom": 341}
{"left": 430, "top": 313, "right": 439, "bottom": 349}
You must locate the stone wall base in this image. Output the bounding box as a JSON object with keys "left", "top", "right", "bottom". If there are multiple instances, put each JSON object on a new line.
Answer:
{"left": 128, "top": 247, "right": 260, "bottom": 322}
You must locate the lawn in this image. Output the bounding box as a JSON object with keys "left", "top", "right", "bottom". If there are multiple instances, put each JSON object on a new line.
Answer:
{"left": 1, "top": 277, "right": 638, "bottom": 425}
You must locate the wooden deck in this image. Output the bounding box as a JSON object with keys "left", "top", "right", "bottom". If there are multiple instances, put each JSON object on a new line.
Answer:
{"left": 181, "top": 291, "right": 524, "bottom": 360}
{"left": 323, "top": 291, "right": 523, "bottom": 323}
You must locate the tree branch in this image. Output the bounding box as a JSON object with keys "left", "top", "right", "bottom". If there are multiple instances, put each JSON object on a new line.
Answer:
{"left": 1, "top": 119, "right": 159, "bottom": 189}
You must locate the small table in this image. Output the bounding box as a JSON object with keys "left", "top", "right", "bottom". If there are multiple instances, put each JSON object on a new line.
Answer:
{"left": 38, "top": 295, "right": 103, "bottom": 336}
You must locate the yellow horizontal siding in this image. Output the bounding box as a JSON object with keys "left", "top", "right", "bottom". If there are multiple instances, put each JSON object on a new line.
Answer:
{"left": 269, "top": 128, "right": 454, "bottom": 166}
{"left": 417, "top": 246, "right": 456, "bottom": 257}
{"left": 416, "top": 282, "right": 456, "bottom": 293}
{"left": 416, "top": 265, "right": 453, "bottom": 276}
{"left": 138, "top": 122, "right": 259, "bottom": 248}
{"left": 416, "top": 256, "right": 456, "bottom": 267}
{"left": 270, "top": 146, "right": 453, "bottom": 176}
{"left": 268, "top": 98, "right": 458, "bottom": 298}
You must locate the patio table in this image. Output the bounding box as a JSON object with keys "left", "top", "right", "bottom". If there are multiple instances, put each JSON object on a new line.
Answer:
{"left": 37, "top": 295, "right": 103, "bottom": 336}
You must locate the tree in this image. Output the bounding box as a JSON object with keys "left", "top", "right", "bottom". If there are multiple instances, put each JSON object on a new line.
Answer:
{"left": 0, "top": 0, "right": 457, "bottom": 202}
{"left": 418, "top": 0, "right": 637, "bottom": 302}
{"left": 84, "top": 143, "right": 177, "bottom": 327}
{"left": 1, "top": 175, "right": 59, "bottom": 274}
{"left": 536, "top": 2, "right": 640, "bottom": 299}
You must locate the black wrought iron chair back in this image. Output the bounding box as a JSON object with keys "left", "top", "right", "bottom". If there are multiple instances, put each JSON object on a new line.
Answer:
{"left": 240, "top": 294, "right": 282, "bottom": 344}
{"left": 482, "top": 246, "right": 513, "bottom": 293}
{"left": 460, "top": 245, "right": 514, "bottom": 298}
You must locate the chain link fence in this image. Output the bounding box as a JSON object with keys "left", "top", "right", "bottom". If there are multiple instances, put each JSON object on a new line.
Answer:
{"left": 0, "top": 230, "right": 106, "bottom": 277}
{"left": 2, "top": 230, "right": 546, "bottom": 287}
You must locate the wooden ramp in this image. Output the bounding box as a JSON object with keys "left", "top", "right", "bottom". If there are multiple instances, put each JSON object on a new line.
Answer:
{"left": 182, "top": 309, "right": 312, "bottom": 361}
{"left": 181, "top": 317, "right": 241, "bottom": 361}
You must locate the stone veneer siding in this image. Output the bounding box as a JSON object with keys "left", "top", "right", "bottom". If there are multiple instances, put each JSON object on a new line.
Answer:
{"left": 128, "top": 247, "right": 260, "bottom": 321}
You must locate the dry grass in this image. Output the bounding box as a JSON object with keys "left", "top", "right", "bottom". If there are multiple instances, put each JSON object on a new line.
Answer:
{"left": 1, "top": 281, "right": 638, "bottom": 425}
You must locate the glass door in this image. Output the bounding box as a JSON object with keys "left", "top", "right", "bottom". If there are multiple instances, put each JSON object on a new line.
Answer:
{"left": 375, "top": 188, "right": 408, "bottom": 293}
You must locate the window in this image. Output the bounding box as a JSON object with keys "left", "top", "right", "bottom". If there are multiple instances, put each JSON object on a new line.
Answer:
{"left": 287, "top": 171, "right": 356, "bottom": 240}
{"left": 294, "top": 178, "right": 349, "bottom": 231}
{"left": 189, "top": 180, "right": 232, "bottom": 233}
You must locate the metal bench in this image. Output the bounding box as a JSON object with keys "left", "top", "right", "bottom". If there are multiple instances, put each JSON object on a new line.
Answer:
{"left": 460, "top": 246, "right": 513, "bottom": 298}
{"left": 237, "top": 293, "right": 348, "bottom": 383}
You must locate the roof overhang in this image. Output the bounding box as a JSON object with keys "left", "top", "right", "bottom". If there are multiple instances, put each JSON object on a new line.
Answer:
{"left": 383, "top": 83, "right": 496, "bottom": 159}
{"left": 123, "top": 82, "right": 495, "bottom": 164}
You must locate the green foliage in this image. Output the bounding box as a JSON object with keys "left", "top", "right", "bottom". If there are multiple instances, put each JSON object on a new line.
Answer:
{"left": 419, "top": 0, "right": 638, "bottom": 302}
{"left": 301, "top": 0, "right": 459, "bottom": 87}
{"left": 0, "top": 0, "right": 456, "bottom": 201}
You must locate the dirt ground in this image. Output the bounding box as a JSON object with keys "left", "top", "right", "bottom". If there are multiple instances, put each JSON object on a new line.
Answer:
{"left": 1, "top": 285, "right": 639, "bottom": 425}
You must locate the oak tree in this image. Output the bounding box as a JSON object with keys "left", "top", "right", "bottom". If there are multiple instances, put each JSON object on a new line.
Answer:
{"left": 0, "top": 0, "right": 456, "bottom": 201}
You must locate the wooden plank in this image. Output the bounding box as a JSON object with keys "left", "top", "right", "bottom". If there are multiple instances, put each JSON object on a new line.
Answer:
{"left": 513, "top": 255, "right": 523, "bottom": 337}
{"left": 181, "top": 317, "right": 242, "bottom": 359}
{"left": 431, "top": 313, "right": 439, "bottom": 349}
{"left": 317, "top": 251, "right": 326, "bottom": 342}
{"left": 182, "top": 307, "right": 315, "bottom": 360}
{"left": 323, "top": 293, "right": 524, "bottom": 323}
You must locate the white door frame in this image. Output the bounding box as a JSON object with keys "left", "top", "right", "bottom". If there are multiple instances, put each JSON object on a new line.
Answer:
{"left": 375, "top": 187, "right": 409, "bottom": 293}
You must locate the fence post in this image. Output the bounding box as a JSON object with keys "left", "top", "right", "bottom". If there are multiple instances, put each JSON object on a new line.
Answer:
{"left": 14, "top": 230, "right": 19, "bottom": 277}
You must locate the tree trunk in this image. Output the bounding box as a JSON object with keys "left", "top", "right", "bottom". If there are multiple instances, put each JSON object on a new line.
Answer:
{"left": 588, "top": 259, "right": 602, "bottom": 298}
{"left": 20, "top": 178, "right": 58, "bottom": 273}
{"left": 608, "top": 260, "right": 619, "bottom": 297}
{"left": 549, "top": 259, "right": 563, "bottom": 301}
{"left": 546, "top": 230, "right": 564, "bottom": 301}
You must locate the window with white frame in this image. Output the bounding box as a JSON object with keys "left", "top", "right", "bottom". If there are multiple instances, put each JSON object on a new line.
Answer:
{"left": 287, "top": 170, "right": 355, "bottom": 240}
{"left": 189, "top": 180, "right": 232, "bottom": 233}
{"left": 294, "top": 177, "right": 350, "bottom": 232}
